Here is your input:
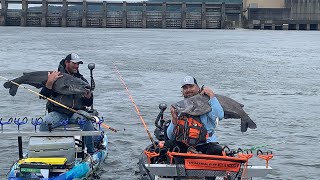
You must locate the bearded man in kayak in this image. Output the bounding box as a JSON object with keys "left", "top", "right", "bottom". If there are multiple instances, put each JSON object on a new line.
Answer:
{"left": 165, "top": 75, "right": 224, "bottom": 155}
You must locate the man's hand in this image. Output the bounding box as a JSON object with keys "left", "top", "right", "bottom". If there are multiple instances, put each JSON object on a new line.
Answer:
{"left": 46, "top": 71, "right": 63, "bottom": 89}
{"left": 170, "top": 106, "right": 178, "bottom": 125}
{"left": 200, "top": 86, "right": 215, "bottom": 98}
{"left": 83, "top": 89, "right": 92, "bottom": 99}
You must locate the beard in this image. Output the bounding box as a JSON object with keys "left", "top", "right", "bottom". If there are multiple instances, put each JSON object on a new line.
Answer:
{"left": 184, "top": 91, "right": 199, "bottom": 98}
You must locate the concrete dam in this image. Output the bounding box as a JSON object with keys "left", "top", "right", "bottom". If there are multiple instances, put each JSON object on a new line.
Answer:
{"left": 0, "top": 0, "right": 242, "bottom": 29}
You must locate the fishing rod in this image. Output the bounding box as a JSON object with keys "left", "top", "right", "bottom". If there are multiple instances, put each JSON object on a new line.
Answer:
{"left": 0, "top": 75, "right": 118, "bottom": 132}
{"left": 113, "top": 64, "right": 157, "bottom": 149}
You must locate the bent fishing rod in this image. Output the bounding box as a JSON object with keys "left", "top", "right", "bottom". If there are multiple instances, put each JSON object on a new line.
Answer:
{"left": 0, "top": 75, "right": 118, "bottom": 132}
{"left": 113, "top": 64, "right": 157, "bottom": 149}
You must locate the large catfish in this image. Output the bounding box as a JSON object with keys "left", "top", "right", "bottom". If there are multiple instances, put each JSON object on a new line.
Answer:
{"left": 3, "top": 71, "right": 90, "bottom": 96}
{"left": 172, "top": 94, "right": 257, "bottom": 132}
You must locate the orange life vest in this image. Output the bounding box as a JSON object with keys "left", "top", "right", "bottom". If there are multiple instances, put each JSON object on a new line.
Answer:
{"left": 174, "top": 115, "right": 209, "bottom": 146}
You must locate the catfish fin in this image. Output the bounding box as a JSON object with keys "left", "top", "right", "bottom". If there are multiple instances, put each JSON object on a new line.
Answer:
{"left": 3, "top": 80, "right": 13, "bottom": 89}
{"left": 9, "top": 85, "right": 19, "bottom": 96}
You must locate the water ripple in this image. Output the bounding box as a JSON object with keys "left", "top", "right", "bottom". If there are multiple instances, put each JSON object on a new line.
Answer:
{"left": 0, "top": 27, "right": 319, "bottom": 179}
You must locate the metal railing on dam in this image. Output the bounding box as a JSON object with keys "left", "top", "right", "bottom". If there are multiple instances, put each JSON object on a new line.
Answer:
{"left": 0, "top": 0, "right": 242, "bottom": 28}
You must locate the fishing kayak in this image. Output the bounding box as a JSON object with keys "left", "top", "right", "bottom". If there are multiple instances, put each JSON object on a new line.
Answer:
{"left": 5, "top": 120, "right": 108, "bottom": 180}
{"left": 2, "top": 62, "right": 110, "bottom": 179}
{"left": 138, "top": 144, "right": 273, "bottom": 180}
{"left": 137, "top": 103, "right": 273, "bottom": 180}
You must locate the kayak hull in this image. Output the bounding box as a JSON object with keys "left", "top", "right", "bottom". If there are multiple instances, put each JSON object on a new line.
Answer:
{"left": 7, "top": 134, "right": 108, "bottom": 180}
{"left": 138, "top": 143, "right": 272, "bottom": 180}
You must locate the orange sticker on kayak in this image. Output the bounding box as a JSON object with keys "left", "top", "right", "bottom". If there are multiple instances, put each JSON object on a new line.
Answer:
{"left": 185, "top": 159, "right": 241, "bottom": 172}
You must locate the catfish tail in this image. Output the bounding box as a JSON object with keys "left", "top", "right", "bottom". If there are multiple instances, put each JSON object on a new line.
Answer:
{"left": 3, "top": 81, "right": 12, "bottom": 89}
{"left": 241, "top": 117, "right": 257, "bottom": 132}
{"left": 3, "top": 77, "right": 23, "bottom": 96}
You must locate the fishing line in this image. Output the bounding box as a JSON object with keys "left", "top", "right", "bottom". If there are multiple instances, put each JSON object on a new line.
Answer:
{"left": 0, "top": 75, "right": 118, "bottom": 132}
{"left": 113, "top": 64, "right": 157, "bottom": 149}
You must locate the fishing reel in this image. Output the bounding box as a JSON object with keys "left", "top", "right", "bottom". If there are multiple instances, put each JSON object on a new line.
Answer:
{"left": 88, "top": 63, "right": 96, "bottom": 91}
{"left": 154, "top": 103, "right": 170, "bottom": 141}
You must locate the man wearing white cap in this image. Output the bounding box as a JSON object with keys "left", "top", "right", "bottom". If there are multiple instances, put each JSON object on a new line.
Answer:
{"left": 166, "top": 75, "right": 224, "bottom": 155}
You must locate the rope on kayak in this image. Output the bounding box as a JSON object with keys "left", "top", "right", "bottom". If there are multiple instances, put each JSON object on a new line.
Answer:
{"left": 242, "top": 140, "right": 286, "bottom": 152}
{"left": 0, "top": 75, "right": 118, "bottom": 132}
{"left": 113, "top": 64, "right": 157, "bottom": 149}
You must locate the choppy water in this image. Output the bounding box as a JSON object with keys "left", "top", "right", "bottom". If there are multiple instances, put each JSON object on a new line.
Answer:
{"left": 0, "top": 27, "right": 319, "bottom": 179}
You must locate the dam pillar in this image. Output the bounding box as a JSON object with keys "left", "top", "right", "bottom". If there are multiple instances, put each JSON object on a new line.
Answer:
{"left": 41, "top": 0, "right": 47, "bottom": 27}
{"left": 238, "top": 12, "right": 242, "bottom": 28}
{"left": 122, "top": 1, "right": 127, "bottom": 28}
{"left": 142, "top": 1, "right": 146, "bottom": 28}
{"left": 82, "top": 0, "right": 87, "bottom": 27}
{"left": 181, "top": 2, "right": 186, "bottom": 29}
{"left": 201, "top": 2, "right": 206, "bottom": 29}
{"left": 272, "top": 24, "right": 275, "bottom": 30}
{"left": 61, "top": 0, "right": 67, "bottom": 27}
{"left": 306, "top": 24, "right": 310, "bottom": 30}
{"left": 21, "top": 0, "right": 27, "bottom": 26}
{"left": 296, "top": 24, "right": 299, "bottom": 30}
{"left": 221, "top": 2, "right": 225, "bottom": 29}
{"left": 161, "top": 2, "right": 166, "bottom": 28}
{"left": 0, "top": 0, "right": 8, "bottom": 26}
{"left": 102, "top": 1, "right": 107, "bottom": 28}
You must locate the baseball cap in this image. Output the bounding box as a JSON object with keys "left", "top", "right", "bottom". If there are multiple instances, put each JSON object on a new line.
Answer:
{"left": 65, "top": 53, "right": 83, "bottom": 64}
{"left": 181, "top": 75, "right": 198, "bottom": 87}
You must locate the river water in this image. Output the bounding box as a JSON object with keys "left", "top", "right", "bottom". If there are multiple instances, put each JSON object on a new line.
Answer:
{"left": 0, "top": 27, "right": 319, "bottom": 179}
